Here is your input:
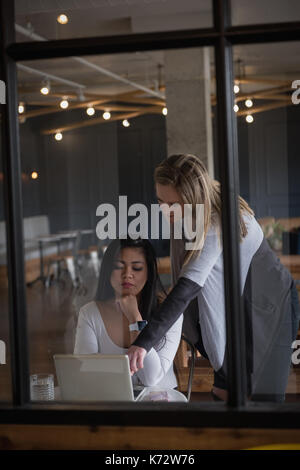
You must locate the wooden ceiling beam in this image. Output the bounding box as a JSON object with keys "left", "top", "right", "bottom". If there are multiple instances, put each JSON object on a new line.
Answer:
{"left": 21, "top": 98, "right": 110, "bottom": 119}
{"left": 237, "top": 100, "right": 292, "bottom": 116}
{"left": 236, "top": 93, "right": 290, "bottom": 103}
{"left": 237, "top": 77, "right": 291, "bottom": 86}
{"left": 41, "top": 106, "right": 162, "bottom": 135}
{"left": 94, "top": 104, "right": 142, "bottom": 112}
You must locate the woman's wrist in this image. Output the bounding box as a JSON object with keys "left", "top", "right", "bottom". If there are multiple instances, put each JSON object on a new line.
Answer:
{"left": 128, "top": 311, "right": 143, "bottom": 324}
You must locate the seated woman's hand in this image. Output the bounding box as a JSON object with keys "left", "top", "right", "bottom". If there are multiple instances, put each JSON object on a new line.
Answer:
{"left": 116, "top": 294, "right": 142, "bottom": 324}
{"left": 127, "top": 345, "right": 147, "bottom": 375}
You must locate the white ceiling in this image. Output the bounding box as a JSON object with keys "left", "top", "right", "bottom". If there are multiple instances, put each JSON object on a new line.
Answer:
{"left": 15, "top": 0, "right": 212, "bottom": 40}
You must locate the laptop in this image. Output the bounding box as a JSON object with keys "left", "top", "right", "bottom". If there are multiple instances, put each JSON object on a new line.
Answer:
{"left": 53, "top": 354, "right": 145, "bottom": 402}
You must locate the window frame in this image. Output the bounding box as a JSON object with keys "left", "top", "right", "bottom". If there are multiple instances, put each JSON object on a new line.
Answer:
{"left": 1, "top": 0, "right": 300, "bottom": 425}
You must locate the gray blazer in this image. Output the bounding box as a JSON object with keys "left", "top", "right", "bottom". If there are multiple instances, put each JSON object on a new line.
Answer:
{"left": 242, "top": 238, "right": 295, "bottom": 393}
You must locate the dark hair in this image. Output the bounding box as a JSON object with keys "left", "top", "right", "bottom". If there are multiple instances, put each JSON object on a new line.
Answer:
{"left": 95, "top": 238, "right": 166, "bottom": 322}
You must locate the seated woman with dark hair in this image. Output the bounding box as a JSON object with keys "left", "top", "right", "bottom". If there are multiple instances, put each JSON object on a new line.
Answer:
{"left": 74, "top": 238, "right": 183, "bottom": 388}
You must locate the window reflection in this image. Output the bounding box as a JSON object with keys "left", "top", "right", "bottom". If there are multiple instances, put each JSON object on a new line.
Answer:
{"left": 18, "top": 48, "right": 219, "bottom": 403}
{"left": 13, "top": 39, "right": 300, "bottom": 406}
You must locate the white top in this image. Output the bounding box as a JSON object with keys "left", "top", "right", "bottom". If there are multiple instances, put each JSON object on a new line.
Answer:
{"left": 74, "top": 301, "right": 183, "bottom": 388}
{"left": 172, "top": 212, "right": 264, "bottom": 371}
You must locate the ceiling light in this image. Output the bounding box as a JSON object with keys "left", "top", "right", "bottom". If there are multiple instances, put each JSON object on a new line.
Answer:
{"left": 246, "top": 114, "right": 254, "bottom": 123}
{"left": 234, "top": 83, "right": 240, "bottom": 94}
{"left": 233, "top": 104, "right": 239, "bottom": 113}
{"left": 55, "top": 132, "right": 63, "bottom": 141}
{"left": 40, "top": 79, "right": 50, "bottom": 95}
{"left": 103, "top": 111, "right": 111, "bottom": 120}
{"left": 245, "top": 99, "right": 253, "bottom": 108}
{"left": 122, "top": 119, "right": 130, "bottom": 127}
{"left": 162, "top": 107, "right": 168, "bottom": 116}
{"left": 86, "top": 106, "right": 95, "bottom": 116}
{"left": 60, "top": 99, "right": 69, "bottom": 109}
{"left": 40, "top": 86, "right": 49, "bottom": 95}
{"left": 18, "top": 102, "right": 25, "bottom": 114}
{"left": 31, "top": 171, "right": 38, "bottom": 180}
{"left": 57, "top": 14, "right": 68, "bottom": 25}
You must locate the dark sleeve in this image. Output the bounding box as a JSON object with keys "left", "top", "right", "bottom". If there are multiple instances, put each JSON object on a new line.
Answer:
{"left": 133, "top": 277, "right": 201, "bottom": 352}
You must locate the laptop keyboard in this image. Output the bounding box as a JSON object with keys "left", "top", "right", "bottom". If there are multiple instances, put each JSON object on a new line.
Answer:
{"left": 133, "top": 386, "right": 145, "bottom": 399}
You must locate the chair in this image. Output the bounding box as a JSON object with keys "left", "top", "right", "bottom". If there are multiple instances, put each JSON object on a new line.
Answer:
{"left": 174, "top": 335, "right": 196, "bottom": 401}
{"left": 45, "top": 231, "right": 82, "bottom": 288}
{"left": 86, "top": 239, "right": 109, "bottom": 277}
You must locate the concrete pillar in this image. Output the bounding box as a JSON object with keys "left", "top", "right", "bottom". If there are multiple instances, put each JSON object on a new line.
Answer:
{"left": 164, "top": 48, "right": 214, "bottom": 177}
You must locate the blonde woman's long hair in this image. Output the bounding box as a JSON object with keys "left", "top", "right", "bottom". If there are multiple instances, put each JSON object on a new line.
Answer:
{"left": 154, "top": 154, "right": 254, "bottom": 265}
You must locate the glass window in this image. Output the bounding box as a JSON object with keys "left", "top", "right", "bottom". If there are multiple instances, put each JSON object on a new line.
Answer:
{"left": 234, "top": 41, "right": 300, "bottom": 403}
{"left": 0, "top": 112, "right": 13, "bottom": 403}
{"left": 14, "top": 0, "right": 212, "bottom": 42}
{"left": 17, "top": 46, "right": 225, "bottom": 404}
{"left": 231, "top": 0, "right": 300, "bottom": 26}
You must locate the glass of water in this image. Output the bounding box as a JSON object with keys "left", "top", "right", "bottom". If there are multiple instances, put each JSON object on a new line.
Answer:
{"left": 30, "top": 374, "right": 55, "bottom": 401}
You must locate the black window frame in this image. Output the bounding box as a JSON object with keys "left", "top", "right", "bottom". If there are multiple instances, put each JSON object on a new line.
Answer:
{"left": 1, "top": 0, "right": 300, "bottom": 427}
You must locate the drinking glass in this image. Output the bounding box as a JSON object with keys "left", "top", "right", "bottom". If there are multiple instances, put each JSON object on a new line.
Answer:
{"left": 30, "top": 374, "right": 54, "bottom": 401}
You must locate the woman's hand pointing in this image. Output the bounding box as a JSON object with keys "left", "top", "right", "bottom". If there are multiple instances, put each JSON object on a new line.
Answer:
{"left": 127, "top": 345, "right": 147, "bottom": 375}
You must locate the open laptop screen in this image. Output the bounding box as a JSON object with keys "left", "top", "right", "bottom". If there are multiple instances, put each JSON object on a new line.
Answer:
{"left": 54, "top": 354, "right": 136, "bottom": 401}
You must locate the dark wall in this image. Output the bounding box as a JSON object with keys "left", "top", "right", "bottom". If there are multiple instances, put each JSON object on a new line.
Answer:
{"left": 237, "top": 105, "right": 300, "bottom": 218}
{"left": 15, "top": 108, "right": 119, "bottom": 248}
{"left": 10, "top": 110, "right": 169, "bottom": 254}
{"left": 118, "top": 114, "right": 167, "bottom": 206}
{"left": 117, "top": 113, "right": 168, "bottom": 255}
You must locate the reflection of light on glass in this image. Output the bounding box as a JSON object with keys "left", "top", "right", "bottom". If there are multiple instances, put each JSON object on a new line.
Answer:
{"left": 55, "top": 132, "right": 63, "bottom": 141}
{"left": 31, "top": 171, "right": 38, "bottom": 180}
{"left": 18, "top": 102, "right": 25, "bottom": 114}
{"left": 162, "top": 107, "right": 168, "bottom": 116}
{"left": 122, "top": 119, "right": 130, "bottom": 127}
{"left": 103, "top": 111, "right": 111, "bottom": 120}
{"left": 246, "top": 114, "right": 254, "bottom": 123}
{"left": 234, "top": 83, "right": 240, "bottom": 94}
{"left": 245, "top": 99, "right": 253, "bottom": 108}
{"left": 233, "top": 104, "right": 239, "bottom": 113}
{"left": 57, "top": 14, "right": 68, "bottom": 24}
{"left": 60, "top": 99, "right": 69, "bottom": 109}
{"left": 86, "top": 107, "right": 95, "bottom": 116}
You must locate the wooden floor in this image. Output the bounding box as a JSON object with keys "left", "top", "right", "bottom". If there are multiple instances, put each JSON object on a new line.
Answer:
{"left": 0, "top": 261, "right": 300, "bottom": 403}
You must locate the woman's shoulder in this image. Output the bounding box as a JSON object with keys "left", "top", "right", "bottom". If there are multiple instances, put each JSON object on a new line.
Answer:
{"left": 242, "top": 212, "right": 263, "bottom": 235}
{"left": 78, "top": 301, "right": 106, "bottom": 334}
{"left": 79, "top": 301, "right": 101, "bottom": 320}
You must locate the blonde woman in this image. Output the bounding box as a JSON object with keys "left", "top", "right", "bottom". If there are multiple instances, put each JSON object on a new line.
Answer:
{"left": 128, "top": 154, "right": 300, "bottom": 402}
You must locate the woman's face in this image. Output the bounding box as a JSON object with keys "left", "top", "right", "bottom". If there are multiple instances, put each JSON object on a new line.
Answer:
{"left": 110, "top": 247, "right": 148, "bottom": 298}
{"left": 156, "top": 183, "right": 184, "bottom": 225}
